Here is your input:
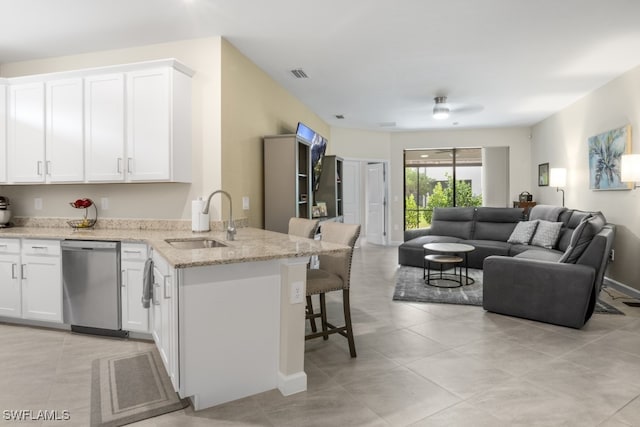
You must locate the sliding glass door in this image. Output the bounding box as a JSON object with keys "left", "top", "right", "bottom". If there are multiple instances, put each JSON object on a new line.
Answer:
{"left": 404, "top": 148, "right": 482, "bottom": 229}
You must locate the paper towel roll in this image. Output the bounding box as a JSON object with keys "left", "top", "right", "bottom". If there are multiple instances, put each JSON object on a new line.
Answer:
{"left": 192, "top": 198, "right": 210, "bottom": 232}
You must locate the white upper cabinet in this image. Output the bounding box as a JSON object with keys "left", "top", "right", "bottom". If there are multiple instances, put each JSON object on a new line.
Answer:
{"left": 3, "top": 59, "right": 193, "bottom": 185}
{"left": 127, "top": 68, "right": 171, "bottom": 181}
{"left": 126, "top": 67, "right": 191, "bottom": 182}
{"left": 46, "top": 78, "right": 84, "bottom": 182}
{"left": 8, "top": 82, "right": 46, "bottom": 183}
{"left": 0, "top": 83, "right": 6, "bottom": 183}
{"left": 85, "top": 73, "right": 126, "bottom": 182}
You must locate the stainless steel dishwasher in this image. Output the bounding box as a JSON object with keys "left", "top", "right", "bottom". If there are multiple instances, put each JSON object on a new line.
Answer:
{"left": 61, "top": 240, "right": 128, "bottom": 337}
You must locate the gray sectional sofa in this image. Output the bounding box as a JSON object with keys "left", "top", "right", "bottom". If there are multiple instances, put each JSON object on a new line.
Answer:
{"left": 398, "top": 205, "right": 615, "bottom": 328}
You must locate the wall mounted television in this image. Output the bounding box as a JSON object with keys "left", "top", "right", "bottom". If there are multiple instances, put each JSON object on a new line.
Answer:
{"left": 296, "top": 122, "right": 328, "bottom": 191}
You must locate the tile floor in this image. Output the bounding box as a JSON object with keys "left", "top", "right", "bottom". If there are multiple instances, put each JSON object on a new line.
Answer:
{"left": 2, "top": 242, "right": 640, "bottom": 426}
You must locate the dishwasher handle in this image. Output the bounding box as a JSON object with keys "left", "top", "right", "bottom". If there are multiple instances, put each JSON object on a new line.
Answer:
{"left": 61, "top": 240, "right": 120, "bottom": 251}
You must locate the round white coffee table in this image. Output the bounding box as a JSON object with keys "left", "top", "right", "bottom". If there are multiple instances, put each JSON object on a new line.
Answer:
{"left": 423, "top": 243, "right": 476, "bottom": 288}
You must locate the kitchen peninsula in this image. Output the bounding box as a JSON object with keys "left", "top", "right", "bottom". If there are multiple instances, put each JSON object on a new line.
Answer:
{"left": 0, "top": 223, "right": 349, "bottom": 410}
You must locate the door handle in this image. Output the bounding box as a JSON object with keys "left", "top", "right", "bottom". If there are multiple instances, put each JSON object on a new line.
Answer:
{"left": 127, "top": 158, "right": 133, "bottom": 174}
{"left": 121, "top": 269, "right": 126, "bottom": 287}
{"left": 117, "top": 158, "right": 122, "bottom": 174}
{"left": 37, "top": 161, "right": 43, "bottom": 176}
{"left": 46, "top": 161, "right": 51, "bottom": 176}
{"left": 21, "top": 264, "right": 26, "bottom": 280}
{"left": 11, "top": 264, "right": 17, "bottom": 280}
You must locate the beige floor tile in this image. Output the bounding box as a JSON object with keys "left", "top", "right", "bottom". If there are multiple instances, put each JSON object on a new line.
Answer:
{"left": 409, "top": 402, "right": 510, "bottom": 427}
{"left": 342, "top": 367, "right": 460, "bottom": 426}
{"left": 469, "top": 377, "right": 613, "bottom": 426}
{"left": 357, "top": 328, "right": 448, "bottom": 365}
{"left": 406, "top": 349, "right": 514, "bottom": 399}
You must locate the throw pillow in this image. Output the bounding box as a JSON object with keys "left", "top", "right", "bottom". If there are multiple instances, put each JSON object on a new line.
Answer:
{"left": 507, "top": 221, "right": 538, "bottom": 245}
{"left": 531, "top": 220, "right": 563, "bottom": 249}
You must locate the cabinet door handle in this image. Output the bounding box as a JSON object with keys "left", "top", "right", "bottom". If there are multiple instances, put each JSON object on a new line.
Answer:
{"left": 153, "top": 282, "right": 160, "bottom": 305}
{"left": 21, "top": 264, "right": 26, "bottom": 280}
{"left": 11, "top": 264, "right": 17, "bottom": 280}
{"left": 117, "top": 158, "right": 122, "bottom": 174}
{"left": 121, "top": 269, "right": 126, "bottom": 287}
{"left": 123, "top": 250, "right": 141, "bottom": 254}
{"left": 37, "top": 161, "right": 43, "bottom": 176}
{"left": 127, "top": 158, "right": 133, "bottom": 174}
{"left": 163, "top": 276, "right": 170, "bottom": 299}
{"left": 46, "top": 161, "right": 52, "bottom": 176}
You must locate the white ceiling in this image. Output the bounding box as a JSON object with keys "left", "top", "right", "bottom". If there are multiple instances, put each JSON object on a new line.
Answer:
{"left": 3, "top": 0, "right": 640, "bottom": 131}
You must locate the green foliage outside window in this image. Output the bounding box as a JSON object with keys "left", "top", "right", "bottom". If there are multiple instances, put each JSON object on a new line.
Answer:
{"left": 423, "top": 173, "right": 482, "bottom": 224}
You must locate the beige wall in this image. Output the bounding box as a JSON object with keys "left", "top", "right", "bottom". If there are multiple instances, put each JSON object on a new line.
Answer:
{"left": 220, "top": 40, "right": 329, "bottom": 228}
{"left": 531, "top": 64, "right": 640, "bottom": 289}
{"left": 0, "top": 37, "right": 224, "bottom": 220}
{"left": 331, "top": 127, "right": 532, "bottom": 242}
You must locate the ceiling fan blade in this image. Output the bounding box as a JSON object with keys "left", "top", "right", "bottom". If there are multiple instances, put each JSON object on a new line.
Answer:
{"left": 450, "top": 104, "right": 484, "bottom": 115}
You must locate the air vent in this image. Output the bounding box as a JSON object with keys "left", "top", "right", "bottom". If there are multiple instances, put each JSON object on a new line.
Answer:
{"left": 335, "top": 114, "right": 344, "bottom": 119}
{"left": 290, "top": 68, "right": 308, "bottom": 79}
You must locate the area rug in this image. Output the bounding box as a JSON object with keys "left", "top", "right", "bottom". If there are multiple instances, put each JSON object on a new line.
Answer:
{"left": 393, "top": 266, "right": 624, "bottom": 315}
{"left": 90, "top": 349, "right": 189, "bottom": 427}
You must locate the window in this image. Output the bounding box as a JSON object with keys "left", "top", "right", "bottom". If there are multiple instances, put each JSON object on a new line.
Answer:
{"left": 404, "top": 148, "right": 483, "bottom": 229}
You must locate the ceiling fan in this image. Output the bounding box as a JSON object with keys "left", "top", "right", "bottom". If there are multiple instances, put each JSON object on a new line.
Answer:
{"left": 432, "top": 96, "right": 484, "bottom": 120}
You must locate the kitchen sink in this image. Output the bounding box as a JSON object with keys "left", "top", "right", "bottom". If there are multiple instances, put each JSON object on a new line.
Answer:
{"left": 165, "top": 238, "right": 228, "bottom": 249}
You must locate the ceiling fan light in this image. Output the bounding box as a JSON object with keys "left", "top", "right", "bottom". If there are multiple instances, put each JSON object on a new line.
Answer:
{"left": 433, "top": 96, "right": 450, "bottom": 120}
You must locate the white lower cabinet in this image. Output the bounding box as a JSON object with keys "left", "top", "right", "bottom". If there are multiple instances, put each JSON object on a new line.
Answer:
{"left": 21, "top": 240, "right": 62, "bottom": 323}
{"left": 0, "top": 239, "right": 21, "bottom": 318}
{"left": 0, "top": 238, "right": 62, "bottom": 323}
{"left": 121, "top": 243, "right": 149, "bottom": 333}
{"left": 151, "top": 250, "right": 179, "bottom": 391}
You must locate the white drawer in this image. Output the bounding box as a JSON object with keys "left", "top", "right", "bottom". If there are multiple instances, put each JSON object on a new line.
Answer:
{"left": 22, "top": 239, "right": 61, "bottom": 256}
{"left": 121, "top": 243, "right": 148, "bottom": 260}
{"left": 0, "top": 238, "right": 20, "bottom": 254}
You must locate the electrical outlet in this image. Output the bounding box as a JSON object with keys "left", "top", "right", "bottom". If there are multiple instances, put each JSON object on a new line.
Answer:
{"left": 34, "top": 198, "right": 42, "bottom": 210}
{"left": 101, "top": 197, "right": 109, "bottom": 210}
{"left": 290, "top": 281, "right": 304, "bottom": 304}
{"left": 242, "top": 196, "right": 250, "bottom": 210}
{"left": 609, "top": 249, "right": 615, "bottom": 262}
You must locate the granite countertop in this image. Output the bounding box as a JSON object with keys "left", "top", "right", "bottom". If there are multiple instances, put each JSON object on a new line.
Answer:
{"left": 0, "top": 226, "right": 349, "bottom": 268}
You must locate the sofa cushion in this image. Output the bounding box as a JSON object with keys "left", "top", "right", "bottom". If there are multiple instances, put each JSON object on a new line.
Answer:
{"left": 397, "top": 235, "right": 462, "bottom": 268}
{"left": 429, "top": 207, "right": 475, "bottom": 240}
{"left": 531, "top": 220, "right": 563, "bottom": 249}
{"left": 473, "top": 207, "right": 522, "bottom": 241}
{"left": 463, "top": 240, "right": 511, "bottom": 269}
{"left": 529, "top": 205, "right": 567, "bottom": 222}
{"left": 558, "top": 212, "right": 606, "bottom": 264}
{"left": 514, "top": 248, "right": 564, "bottom": 262}
{"left": 507, "top": 221, "right": 538, "bottom": 245}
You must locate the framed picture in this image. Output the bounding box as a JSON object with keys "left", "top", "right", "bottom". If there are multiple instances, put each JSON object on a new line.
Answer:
{"left": 588, "top": 124, "right": 632, "bottom": 190}
{"left": 538, "top": 163, "right": 549, "bottom": 186}
{"left": 312, "top": 202, "right": 327, "bottom": 218}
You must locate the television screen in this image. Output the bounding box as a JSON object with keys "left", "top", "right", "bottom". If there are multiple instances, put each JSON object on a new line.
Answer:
{"left": 296, "top": 122, "right": 328, "bottom": 191}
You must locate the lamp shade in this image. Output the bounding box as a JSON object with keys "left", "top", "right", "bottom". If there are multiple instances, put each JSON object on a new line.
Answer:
{"left": 621, "top": 154, "right": 640, "bottom": 182}
{"left": 549, "top": 168, "right": 567, "bottom": 188}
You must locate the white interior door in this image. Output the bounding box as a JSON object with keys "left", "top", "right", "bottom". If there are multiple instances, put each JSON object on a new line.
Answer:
{"left": 366, "top": 162, "right": 386, "bottom": 245}
{"left": 342, "top": 161, "right": 360, "bottom": 225}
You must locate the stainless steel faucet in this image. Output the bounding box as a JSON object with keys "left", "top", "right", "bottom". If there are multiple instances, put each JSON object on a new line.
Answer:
{"left": 202, "top": 190, "right": 236, "bottom": 240}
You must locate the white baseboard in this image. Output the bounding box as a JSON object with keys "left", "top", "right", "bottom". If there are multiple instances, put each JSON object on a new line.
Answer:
{"left": 603, "top": 276, "right": 640, "bottom": 300}
{"left": 277, "top": 371, "right": 307, "bottom": 396}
